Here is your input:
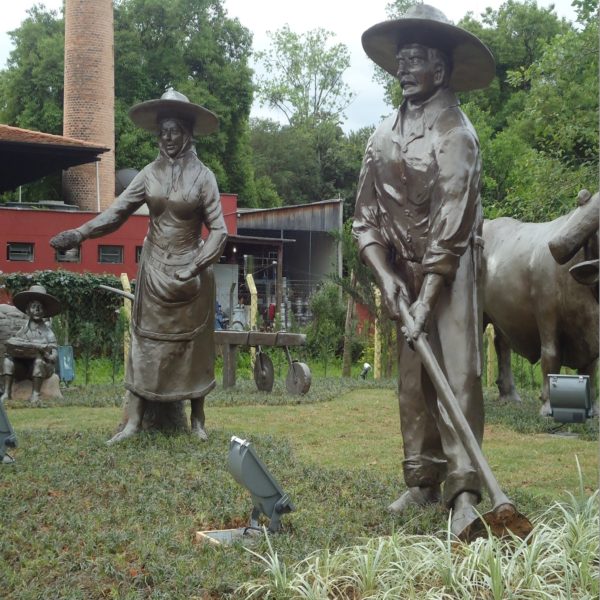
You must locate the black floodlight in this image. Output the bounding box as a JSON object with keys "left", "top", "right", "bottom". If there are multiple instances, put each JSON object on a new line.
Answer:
{"left": 227, "top": 436, "right": 295, "bottom": 533}
{"left": 548, "top": 374, "right": 593, "bottom": 424}
{"left": 0, "top": 400, "right": 17, "bottom": 464}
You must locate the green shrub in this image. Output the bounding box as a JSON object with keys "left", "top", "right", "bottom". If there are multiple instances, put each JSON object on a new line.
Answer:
{"left": 4, "top": 270, "right": 124, "bottom": 358}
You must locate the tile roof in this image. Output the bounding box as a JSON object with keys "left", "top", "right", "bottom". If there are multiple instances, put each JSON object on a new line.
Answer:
{"left": 0, "top": 124, "right": 108, "bottom": 151}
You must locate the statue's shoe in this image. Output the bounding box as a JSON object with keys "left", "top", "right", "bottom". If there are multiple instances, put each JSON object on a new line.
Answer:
{"left": 450, "top": 492, "right": 481, "bottom": 540}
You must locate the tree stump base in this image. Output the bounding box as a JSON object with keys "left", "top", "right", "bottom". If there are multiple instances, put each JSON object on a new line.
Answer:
{"left": 141, "top": 400, "right": 188, "bottom": 432}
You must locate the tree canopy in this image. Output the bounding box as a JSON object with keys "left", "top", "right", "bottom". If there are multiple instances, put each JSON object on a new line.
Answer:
{"left": 0, "top": 0, "right": 596, "bottom": 222}
{"left": 0, "top": 0, "right": 259, "bottom": 205}
{"left": 377, "top": 0, "right": 598, "bottom": 222}
{"left": 255, "top": 25, "right": 354, "bottom": 127}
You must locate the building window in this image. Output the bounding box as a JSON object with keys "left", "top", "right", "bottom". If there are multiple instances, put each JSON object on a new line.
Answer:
{"left": 56, "top": 247, "right": 81, "bottom": 263}
{"left": 135, "top": 246, "right": 143, "bottom": 263}
{"left": 98, "top": 245, "right": 123, "bottom": 264}
{"left": 7, "top": 242, "right": 34, "bottom": 262}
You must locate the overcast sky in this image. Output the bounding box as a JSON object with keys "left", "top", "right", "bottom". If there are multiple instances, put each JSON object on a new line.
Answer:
{"left": 0, "top": 0, "right": 578, "bottom": 132}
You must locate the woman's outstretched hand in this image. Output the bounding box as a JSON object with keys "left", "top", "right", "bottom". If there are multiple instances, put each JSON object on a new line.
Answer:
{"left": 50, "top": 229, "right": 83, "bottom": 251}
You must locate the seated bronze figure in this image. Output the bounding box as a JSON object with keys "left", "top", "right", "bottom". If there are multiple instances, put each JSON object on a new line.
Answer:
{"left": 1, "top": 285, "right": 60, "bottom": 406}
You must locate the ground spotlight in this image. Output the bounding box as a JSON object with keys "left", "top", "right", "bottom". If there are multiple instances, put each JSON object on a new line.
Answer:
{"left": 548, "top": 374, "right": 594, "bottom": 424}
{"left": 227, "top": 436, "right": 295, "bottom": 533}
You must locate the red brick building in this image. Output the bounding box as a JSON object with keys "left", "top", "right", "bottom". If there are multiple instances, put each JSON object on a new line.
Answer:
{"left": 0, "top": 194, "right": 239, "bottom": 280}
{"left": 62, "top": 0, "right": 115, "bottom": 211}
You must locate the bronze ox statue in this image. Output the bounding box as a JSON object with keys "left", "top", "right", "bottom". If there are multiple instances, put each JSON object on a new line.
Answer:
{"left": 482, "top": 189, "right": 599, "bottom": 416}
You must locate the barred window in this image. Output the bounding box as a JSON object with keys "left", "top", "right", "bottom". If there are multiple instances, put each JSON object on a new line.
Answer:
{"left": 98, "top": 245, "right": 123, "bottom": 264}
{"left": 7, "top": 242, "right": 34, "bottom": 262}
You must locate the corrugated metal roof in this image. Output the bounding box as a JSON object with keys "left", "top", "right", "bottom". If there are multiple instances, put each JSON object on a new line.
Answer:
{"left": 237, "top": 199, "right": 343, "bottom": 232}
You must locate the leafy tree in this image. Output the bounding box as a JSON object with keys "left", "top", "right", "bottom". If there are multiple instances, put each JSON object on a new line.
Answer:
{"left": 250, "top": 118, "right": 371, "bottom": 208}
{"left": 306, "top": 281, "right": 346, "bottom": 375}
{"left": 511, "top": 22, "right": 598, "bottom": 169}
{"left": 0, "top": 5, "right": 64, "bottom": 134}
{"left": 1, "top": 0, "right": 259, "bottom": 206}
{"left": 255, "top": 25, "right": 354, "bottom": 127}
{"left": 254, "top": 176, "right": 282, "bottom": 208}
{"left": 459, "top": 0, "right": 571, "bottom": 130}
{"left": 378, "top": 1, "right": 571, "bottom": 128}
{"left": 113, "top": 0, "right": 258, "bottom": 204}
{"left": 250, "top": 118, "right": 321, "bottom": 205}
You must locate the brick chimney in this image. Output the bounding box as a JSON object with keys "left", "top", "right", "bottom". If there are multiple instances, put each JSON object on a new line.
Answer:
{"left": 63, "top": 0, "right": 115, "bottom": 211}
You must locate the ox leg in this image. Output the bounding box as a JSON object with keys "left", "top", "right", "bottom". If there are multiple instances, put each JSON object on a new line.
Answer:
{"left": 539, "top": 340, "right": 561, "bottom": 417}
{"left": 494, "top": 329, "right": 522, "bottom": 404}
{"left": 579, "top": 359, "right": 599, "bottom": 417}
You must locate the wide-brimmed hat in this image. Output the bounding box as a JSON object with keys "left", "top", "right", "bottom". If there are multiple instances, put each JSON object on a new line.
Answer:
{"left": 129, "top": 88, "right": 219, "bottom": 136}
{"left": 362, "top": 4, "right": 495, "bottom": 92}
{"left": 13, "top": 285, "right": 62, "bottom": 317}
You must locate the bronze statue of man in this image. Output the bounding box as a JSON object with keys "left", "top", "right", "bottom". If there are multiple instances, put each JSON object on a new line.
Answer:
{"left": 354, "top": 5, "right": 495, "bottom": 535}
{"left": 51, "top": 89, "right": 227, "bottom": 444}
{"left": 1, "top": 285, "right": 60, "bottom": 406}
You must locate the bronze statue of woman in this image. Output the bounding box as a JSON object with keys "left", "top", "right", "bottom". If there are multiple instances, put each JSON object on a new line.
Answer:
{"left": 51, "top": 89, "right": 228, "bottom": 444}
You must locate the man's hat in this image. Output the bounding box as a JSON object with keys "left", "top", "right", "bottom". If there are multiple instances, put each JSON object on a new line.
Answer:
{"left": 129, "top": 88, "right": 219, "bottom": 136}
{"left": 362, "top": 4, "right": 495, "bottom": 92}
{"left": 13, "top": 285, "right": 61, "bottom": 317}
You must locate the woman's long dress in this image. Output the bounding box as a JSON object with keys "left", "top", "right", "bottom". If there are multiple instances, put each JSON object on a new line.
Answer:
{"left": 77, "top": 148, "right": 227, "bottom": 402}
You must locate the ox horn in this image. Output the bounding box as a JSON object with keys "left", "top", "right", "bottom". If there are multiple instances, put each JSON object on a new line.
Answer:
{"left": 548, "top": 191, "right": 599, "bottom": 265}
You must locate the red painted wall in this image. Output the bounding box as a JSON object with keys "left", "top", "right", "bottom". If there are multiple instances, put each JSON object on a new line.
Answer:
{"left": 0, "top": 194, "right": 238, "bottom": 280}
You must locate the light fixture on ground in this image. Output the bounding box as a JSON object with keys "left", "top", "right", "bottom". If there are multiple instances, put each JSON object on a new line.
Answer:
{"left": 548, "top": 374, "right": 594, "bottom": 428}
{"left": 0, "top": 401, "right": 17, "bottom": 464}
{"left": 228, "top": 435, "right": 295, "bottom": 533}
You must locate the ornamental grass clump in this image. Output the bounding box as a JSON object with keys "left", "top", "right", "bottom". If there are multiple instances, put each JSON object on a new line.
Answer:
{"left": 240, "top": 482, "right": 599, "bottom": 599}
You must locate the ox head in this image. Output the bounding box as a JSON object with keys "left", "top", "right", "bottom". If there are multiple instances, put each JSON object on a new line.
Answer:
{"left": 548, "top": 189, "right": 599, "bottom": 297}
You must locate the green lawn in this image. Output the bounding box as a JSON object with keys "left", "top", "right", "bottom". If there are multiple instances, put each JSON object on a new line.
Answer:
{"left": 1, "top": 381, "right": 597, "bottom": 599}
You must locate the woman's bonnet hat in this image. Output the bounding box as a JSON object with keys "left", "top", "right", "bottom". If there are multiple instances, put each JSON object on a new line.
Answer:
{"left": 129, "top": 88, "right": 219, "bottom": 136}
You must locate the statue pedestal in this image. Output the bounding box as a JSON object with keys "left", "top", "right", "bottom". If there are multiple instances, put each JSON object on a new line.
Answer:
{"left": 11, "top": 374, "right": 63, "bottom": 402}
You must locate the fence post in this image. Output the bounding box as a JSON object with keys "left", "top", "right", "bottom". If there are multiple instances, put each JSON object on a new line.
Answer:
{"left": 246, "top": 273, "right": 258, "bottom": 366}
{"left": 120, "top": 273, "right": 132, "bottom": 367}
{"left": 485, "top": 323, "right": 495, "bottom": 388}
{"left": 341, "top": 271, "right": 356, "bottom": 377}
{"left": 373, "top": 286, "right": 381, "bottom": 380}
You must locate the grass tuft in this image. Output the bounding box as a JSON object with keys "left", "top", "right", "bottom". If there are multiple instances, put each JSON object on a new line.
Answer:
{"left": 239, "top": 485, "right": 599, "bottom": 599}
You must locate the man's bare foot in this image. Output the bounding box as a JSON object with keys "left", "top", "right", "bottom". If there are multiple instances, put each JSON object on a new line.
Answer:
{"left": 191, "top": 418, "right": 208, "bottom": 441}
{"left": 106, "top": 423, "right": 140, "bottom": 445}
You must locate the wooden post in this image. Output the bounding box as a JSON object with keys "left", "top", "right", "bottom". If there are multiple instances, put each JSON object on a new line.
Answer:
{"left": 373, "top": 287, "right": 381, "bottom": 379}
{"left": 246, "top": 273, "right": 258, "bottom": 366}
{"left": 486, "top": 323, "right": 496, "bottom": 388}
{"left": 276, "top": 244, "right": 283, "bottom": 325}
{"left": 222, "top": 344, "right": 238, "bottom": 389}
{"left": 120, "top": 273, "right": 132, "bottom": 367}
{"left": 341, "top": 271, "right": 356, "bottom": 377}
